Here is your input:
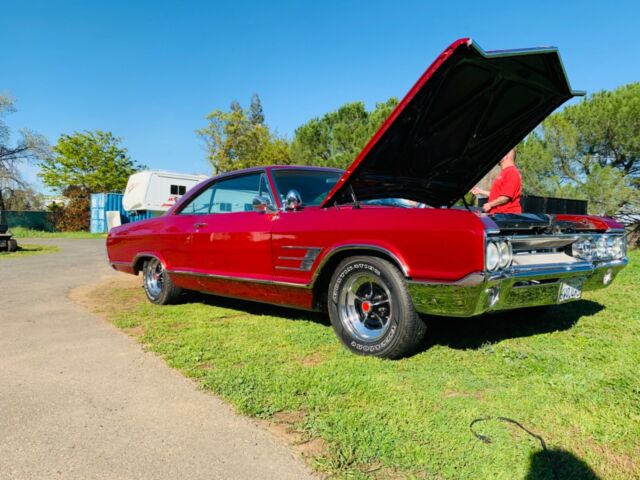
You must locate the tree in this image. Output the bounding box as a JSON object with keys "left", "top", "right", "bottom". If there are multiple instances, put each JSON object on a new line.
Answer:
{"left": 517, "top": 82, "right": 640, "bottom": 216}
{"left": 249, "top": 93, "right": 265, "bottom": 125}
{"left": 0, "top": 94, "right": 49, "bottom": 210}
{"left": 291, "top": 98, "right": 398, "bottom": 169}
{"left": 39, "top": 130, "right": 144, "bottom": 193}
{"left": 1, "top": 186, "right": 44, "bottom": 211}
{"left": 197, "top": 96, "right": 291, "bottom": 174}
{"left": 49, "top": 185, "right": 90, "bottom": 231}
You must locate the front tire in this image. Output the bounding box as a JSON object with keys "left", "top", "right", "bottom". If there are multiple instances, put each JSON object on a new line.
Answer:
{"left": 328, "top": 256, "right": 427, "bottom": 358}
{"left": 7, "top": 239, "right": 18, "bottom": 252}
{"left": 142, "top": 258, "right": 182, "bottom": 305}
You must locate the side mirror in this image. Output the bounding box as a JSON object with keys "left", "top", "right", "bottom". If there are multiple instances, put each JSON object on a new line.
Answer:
{"left": 252, "top": 196, "right": 274, "bottom": 213}
{"left": 285, "top": 190, "right": 302, "bottom": 211}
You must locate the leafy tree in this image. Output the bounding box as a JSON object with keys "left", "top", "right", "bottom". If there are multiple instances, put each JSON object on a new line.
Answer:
{"left": 249, "top": 93, "right": 265, "bottom": 125}
{"left": 197, "top": 96, "right": 291, "bottom": 174}
{"left": 0, "top": 94, "right": 49, "bottom": 210}
{"left": 1, "top": 185, "right": 44, "bottom": 210}
{"left": 291, "top": 98, "right": 398, "bottom": 169}
{"left": 39, "top": 130, "right": 144, "bottom": 193}
{"left": 517, "top": 82, "right": 639, "bottom": 216}
{"left": 49, "top": 185, "right": 90, "bottom": 231}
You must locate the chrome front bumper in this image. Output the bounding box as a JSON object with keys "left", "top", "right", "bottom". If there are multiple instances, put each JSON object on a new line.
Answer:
{"left": 407, "top": 258, "right": 628, "bottom": 317}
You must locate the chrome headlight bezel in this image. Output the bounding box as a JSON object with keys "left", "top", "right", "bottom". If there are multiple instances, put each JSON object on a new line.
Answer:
{"left": 485, "top": 239, "right": 512, "bottom": 272}
{"left": 497, "top": 240, "right": 512, "bottom": 269}
{"left": 485, "top": 241, "right": 500, "bottom": 271}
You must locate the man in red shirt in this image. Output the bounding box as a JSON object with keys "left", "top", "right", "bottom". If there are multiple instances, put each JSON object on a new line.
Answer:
{"left": 471, "top": 148, "right": 522, "bottom": 214}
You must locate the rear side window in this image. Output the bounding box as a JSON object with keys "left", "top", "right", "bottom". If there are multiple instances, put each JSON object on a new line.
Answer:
{"left": 178, "top": 173, "right": 272, "bottom": 215}
{"left": 170, "top": 185, "right": 187, "bottom": 195}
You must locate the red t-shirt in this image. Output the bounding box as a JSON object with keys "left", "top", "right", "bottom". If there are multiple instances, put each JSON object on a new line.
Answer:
{"left": 488, "top": 166, "right": 522, "bottom": 214}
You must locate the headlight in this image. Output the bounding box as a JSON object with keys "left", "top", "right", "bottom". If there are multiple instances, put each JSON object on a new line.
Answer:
{"left": 608, "top": 235, "right": 625, "bottom": 259}
{"left": 572, "top": 234, "right": 626, "bottom": 261}
{"left": 486, "top": 242, "right": 500, "bottom": 271}
{"left": 497, "top": 241, "right": 512, "bottom": 268}
{"left": 572, "top": 237, "right": 594, "bottom": 261}
{"left": 595, "top": 236, "right": 608, "bottom": 259}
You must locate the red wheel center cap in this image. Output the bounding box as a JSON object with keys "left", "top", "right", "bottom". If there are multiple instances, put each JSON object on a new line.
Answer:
{"left": 362, "top": 301, "right": 371, "bottom": 313}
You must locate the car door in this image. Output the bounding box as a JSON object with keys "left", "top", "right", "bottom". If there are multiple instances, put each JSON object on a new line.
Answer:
{"left": 176, "top": 171, "right": 276, "bottom": 280}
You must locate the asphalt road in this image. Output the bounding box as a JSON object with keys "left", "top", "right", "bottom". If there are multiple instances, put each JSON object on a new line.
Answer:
{"left": 0, "top": 239, "right": 313, "bottom": 480}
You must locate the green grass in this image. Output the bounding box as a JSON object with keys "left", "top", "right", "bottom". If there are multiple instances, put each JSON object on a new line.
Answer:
{"left": 100, "top": 251, "right": 640, "bottom": 479}
{"left": 10, "top": 227, "right": 106, "bottom": 239}
{"left": 0, "top": 243, "right": 59, "bottom": 258}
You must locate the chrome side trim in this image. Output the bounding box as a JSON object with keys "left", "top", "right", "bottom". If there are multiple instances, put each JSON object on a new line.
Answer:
{"left": 110, "top": 261, "right": 130, "bottom": 267}
{"left": 275, "top": 246, "right": 322, "bottom": 272}
{"left": 166, "top": 268, "right": 309, "bottom": 289}
{"left": 309, "top": 244, "right": 410, "bottom": 287}
{"left": 407, "top": 272, "right": 487, "bottom": 288}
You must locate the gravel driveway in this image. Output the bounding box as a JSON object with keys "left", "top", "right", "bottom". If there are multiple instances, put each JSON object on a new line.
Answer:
{"left": 0, "top": 239, "right": 313, "bottom": 480}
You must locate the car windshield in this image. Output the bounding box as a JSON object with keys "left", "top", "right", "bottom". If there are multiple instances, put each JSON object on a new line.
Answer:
{"left": 271, "top": 169, "right": 343, "bottom": 206}
{"left": 363, "top": 198, "right": 425, "bottom": 208}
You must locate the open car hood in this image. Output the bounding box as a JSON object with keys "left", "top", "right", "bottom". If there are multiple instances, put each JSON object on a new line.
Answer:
{"left": 321, "top": 38, "right": 584, "bottom": 208}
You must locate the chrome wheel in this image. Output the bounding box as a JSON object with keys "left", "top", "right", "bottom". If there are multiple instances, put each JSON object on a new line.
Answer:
{"left": 144, "top": 258, "right": 164, "bottom": 299}
{"left": 338, "top": 272, "right": 392, "bottom": 342}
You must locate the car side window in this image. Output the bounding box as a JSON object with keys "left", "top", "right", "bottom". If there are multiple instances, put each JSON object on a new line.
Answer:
{"left": 178, "top": 185, "right": 214, "bottom": 215}
{"left": 178, "top": 173, "right": 271, "bottom": 215}
{"left": 210, "top": 173, "right": 269, "bottom": 213}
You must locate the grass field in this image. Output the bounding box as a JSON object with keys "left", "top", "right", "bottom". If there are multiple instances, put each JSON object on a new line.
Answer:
{"left": 0, "top": 243, "right": 59, "bottom": 259}
{"left": 9, "top": 227, "right": 106, "bottom": 239}
{"left": 95, "top": 251, "right": 640, "bottom": 480}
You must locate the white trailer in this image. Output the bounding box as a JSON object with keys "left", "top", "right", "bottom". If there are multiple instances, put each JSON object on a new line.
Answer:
{"left": 122, "top": 170, "right": 209, "bottom": 213}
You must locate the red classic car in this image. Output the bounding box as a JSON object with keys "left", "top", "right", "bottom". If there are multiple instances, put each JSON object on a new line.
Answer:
{"left": 107, "top": 39, "right": 628, "bottom": 358}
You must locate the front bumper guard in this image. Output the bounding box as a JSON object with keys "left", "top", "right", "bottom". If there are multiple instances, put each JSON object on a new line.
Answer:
{"left": 407, "top": 258, "right": 628, "bottom": 317}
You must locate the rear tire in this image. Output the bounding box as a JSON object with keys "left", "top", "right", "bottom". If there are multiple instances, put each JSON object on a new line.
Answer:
{"left": 7, "top": 239, "right": 18, "bottom": 252}
{"left": 142, "top": 258, "right": 182, "bottom": 305}
{"left": 328, "top": 256, "right": 427, "bottom": 359}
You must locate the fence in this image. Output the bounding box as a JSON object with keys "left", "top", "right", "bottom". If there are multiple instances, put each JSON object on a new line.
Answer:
{"left": 478, "top": 195, "right": 588, "bottom": 214}
{"left": 0, "top": 210, "right": 54, "bottom": 231}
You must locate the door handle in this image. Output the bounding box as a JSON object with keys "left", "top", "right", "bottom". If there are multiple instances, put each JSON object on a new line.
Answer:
{"left": 193, "top": 222, "right": 208, "bottom": 228}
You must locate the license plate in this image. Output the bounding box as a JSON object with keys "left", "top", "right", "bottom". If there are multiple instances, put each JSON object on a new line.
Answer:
{"left": 558, "top": 281, "right": 582, "bottom": 303}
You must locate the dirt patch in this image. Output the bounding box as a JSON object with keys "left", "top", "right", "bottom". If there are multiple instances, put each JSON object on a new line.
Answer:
{"left": 574, "top": 437, "right": 638, "bottom": 479}
{"left": 273, "top": 410, "right": 305, "bottom": 424}
{"left": 442, "top": 389, "right": 484, "bottom": 400}
{"left": 198, "top": 361, "right": 215, "bottom": 371}
{"left": 124, "top": 325, "right": 145, "bottom": 337}
{"left": 298, "top": 352, "right": 326, "bottom": 367}
{"left": 68, "top": 275, "right": 142, "bottom": 316}
{"left": 261, "top": 411, "right": 328, "bottom": 460}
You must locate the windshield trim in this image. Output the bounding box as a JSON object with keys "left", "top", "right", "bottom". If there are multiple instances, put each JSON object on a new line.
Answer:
{"left": 270, "top": 168, "right": 344, "bottom": 209}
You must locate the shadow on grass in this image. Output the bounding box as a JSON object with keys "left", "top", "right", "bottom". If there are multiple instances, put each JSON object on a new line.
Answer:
{"left": 526, "top": 449, "right": 600, "bottom": 480}
{"left": 423, "top": 300, "right": 604, "bottom": 351}
{"left": 181, "top": 290, "right": 331, "bottom": 326}
{"left": 180, "top": 290, "right": 604, "bottom": 352}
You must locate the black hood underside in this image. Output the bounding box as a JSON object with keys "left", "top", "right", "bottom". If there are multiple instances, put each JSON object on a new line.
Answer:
{"left": 322, "top": 39, "right": 583, "bottom": 208}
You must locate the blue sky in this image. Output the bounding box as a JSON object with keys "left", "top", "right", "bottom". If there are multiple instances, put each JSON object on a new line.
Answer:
{"left": 2, "top": 0, "right": 639, "bottom": 192}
